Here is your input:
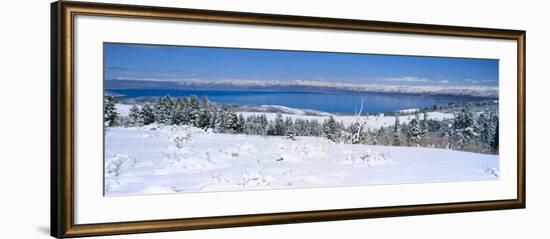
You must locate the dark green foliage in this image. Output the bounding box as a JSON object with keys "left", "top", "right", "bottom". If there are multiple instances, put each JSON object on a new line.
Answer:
{"left": 128, "top": 104, "right": 142, "bottom": 126}
{"left": 140, "top": 104, "right": 155, "bottom": 125}
{"left": 451, "top": 104, "right": 476, "bottom": 150}
{"left": 104, "top": 95, "right": 119, "bottom": 127}
{"left": 236, "top": 114, "right": 245, "bottom": 133}
{"left": 392, "top": 114, "right": 400, "bottom": 146}
{"left": 323, "top": 116, "right": 344, "bottom": 142}
{"left": 153, "top": 96, "right": 174, "bottom": 125}
{"left": 170, "top": 98, "right": 186, "bottom": 125}
{"left": 273, "top": 113, "right": 285, "bottom": 136}
{"left": 225, "top": 112, "right": 240, "bottom": 133}
{"left": 404, "top": 113, "right": 426, "bottom": 146}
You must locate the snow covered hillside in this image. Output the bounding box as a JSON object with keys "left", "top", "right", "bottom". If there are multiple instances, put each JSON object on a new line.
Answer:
{"left": 105, "top": 124, "right": 498, "bottom": 196}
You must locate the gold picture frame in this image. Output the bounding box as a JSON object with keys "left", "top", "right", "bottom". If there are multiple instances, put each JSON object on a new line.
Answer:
{"left": 51, "top": 1, "right": 526, "bottom": 238}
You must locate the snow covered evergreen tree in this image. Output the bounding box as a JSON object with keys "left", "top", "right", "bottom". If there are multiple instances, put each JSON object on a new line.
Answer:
{"left": 153, "top": 96, "right": 173, "bottom": 125}
{"left": 274, "top": 113, "right": 285, "bottom": 136}
{"left": 451, "top": 103, "right": 476, "bottom": 150}
{"left": 104, "top": 95, "right": 119, "bottom": 127}
{"left": 225, "top": 111, "right": 239, "bottom": 133}
{"left": 259, "top": 114, "right": 269, "bottom": 135}
{"left": 236, "top": 114, "right": 245, "bottom": 133}
{"left": 309, "top": 120, "right": 323, "bottom": 137}
{"left": 476, "top": 112, "right": 499, "bottom": 153}
{"left": 243, "top": 115, "right": 260, "bottom": 135}
{"left": 407, "top": 113, "right": 424, "bottom": 147}
{"left": 393, "top": 113, "right": 401, "bottom": 146}
{"left": 196, "top": 96, "right": 212, "bottom": 129}
{"left": 284, "top": 117, "right": 294, "bottom": 135}
{"left": 188, "top": 95, "right": 201, "bottom": 127}
{"left": 140, "top": 104, "right": 155, "bottom": 125}
{"left": 170, "top": 98, "right": 186, "bottom": 125}
{"left": 128, "top": 104, "right": 142, "bottom": 126}
{"left": 181, "top": 97, "right": 193, "bottom": 125}
{"left": 213, "top": 107, "right": 226, "bottom": 133}
{"left": 323, "top": 116, "right": 340, "bottom": 142}
{"left": 491, "top": 117, "right": 499, "bottom": 152}
{"left": 421, "top": 111, "right": 430, "bottom": 134}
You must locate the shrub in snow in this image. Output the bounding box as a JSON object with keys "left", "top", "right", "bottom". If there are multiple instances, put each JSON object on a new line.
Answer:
{"left": 106, "top": 154, "right": 135, "bottom": 177}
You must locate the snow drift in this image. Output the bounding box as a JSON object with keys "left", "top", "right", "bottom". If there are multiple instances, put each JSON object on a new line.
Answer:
{"left": 105, "top": 124, "right": 498, "bottom": 196}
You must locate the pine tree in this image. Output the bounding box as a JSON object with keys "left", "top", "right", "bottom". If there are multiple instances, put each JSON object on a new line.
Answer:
{"left": 476, "top": 112, "right": 499, "bottom": 153}
{"left": 153, "top": 96, "right": 173, "bottom": 125}
{"left": 170, "top": 98, "right": 186, "bottom": 125}
{"left": 196, "top": 96, "right": 212, "bottom": 129}
{"left": 407, "top": 113, "right": 424, "bottom": 147}
{"left": 323, "top": 116, "right": 339, "bottom": 142}
{"left": 309, "top": 120, "right": 323, "bottom": 137}
{"left": 140, "top": 104, "right": 155, "bottom": 125}
{"left": 274, "top": 113, "right": 285, "bottom": 136}
{"left": 393, "top": 113, "right": 401, "bottom": 146}
{"left": 225, "top": 111, "right": 239, "bottom": 133}
{"left": 421, "top": 111, "right": 429, "bottom": 134}
{"left": 236, "top": 114, "right": 245, "bottom": 133}
{"left": 182, "top": 97, "right": 193, "bottom": 125}
{"left": 294, "top": 118, "right": 307, "bottom": 136}
{"left": 196, "top": 96, "right": 213, "bottom": 129}
{"left": 284, "top": 117, "right": 294, "bottom": 135}
{"left": 104, "top": 95, "right": 119, "bottom": 127}
{"left": 188, "top": 95, "right": 200, "bottom": 127}
{"left": 128, "top": 104, "right": 142, "bottom": 126}
{"left": 259, "top": 114, "right": 268, "bottom": 135}
{"left": 491, "top": 116, "right": 499, "bottom": 152}
{"left": 214, "top": 107, "right": 226, "bottom": 133}
{"left": 284, "top": 117, "right": 296, "bottom": 140}
{"left": 451, "top": 103, "right": 475, "bottom": 149}
{"left": 244, "top": 115, "right": 259, "bottom": 135}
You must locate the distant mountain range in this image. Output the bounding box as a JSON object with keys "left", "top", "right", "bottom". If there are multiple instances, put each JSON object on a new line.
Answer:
{"left": 105, "top": 79, "right": 498, "bottom": 98}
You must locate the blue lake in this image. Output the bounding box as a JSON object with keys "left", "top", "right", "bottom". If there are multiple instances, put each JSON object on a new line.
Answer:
{"left": 108, "top": 89, "right": 481, "bottom": 113}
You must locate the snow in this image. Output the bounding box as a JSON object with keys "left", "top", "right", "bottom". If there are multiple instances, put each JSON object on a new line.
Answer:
{"left": 399, "top": 108, "right": 419, "bottom": 114}
{"left": 105, "top": 124, "right": 498, "bottom": 196}
{"left": 256, "top": 105, "right": 332, "bottom": 116}
{"left": 115, "top": 104, "right": 132, "bottom": 117}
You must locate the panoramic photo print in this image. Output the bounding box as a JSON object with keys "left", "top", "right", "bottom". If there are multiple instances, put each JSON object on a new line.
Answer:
{"left": 103, "top": 43, "right": 499, "bottom": 196}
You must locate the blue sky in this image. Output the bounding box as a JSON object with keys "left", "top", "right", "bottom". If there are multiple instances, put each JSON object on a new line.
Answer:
{"left": 104, "top": 43, "right": 498, "bottom": 87}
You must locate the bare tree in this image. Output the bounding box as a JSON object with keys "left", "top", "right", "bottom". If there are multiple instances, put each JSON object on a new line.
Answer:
{"left": 349, "top": 98, "right": 368, "bottom": 144}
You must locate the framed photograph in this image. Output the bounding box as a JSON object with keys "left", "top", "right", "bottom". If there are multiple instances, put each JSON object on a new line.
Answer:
{"left": 51, "top": 1, "right": 526, "bottom": 238}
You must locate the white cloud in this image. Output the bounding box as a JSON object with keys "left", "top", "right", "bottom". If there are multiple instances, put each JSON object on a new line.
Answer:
{"left": 383, "top": 76, "right": 430, "bottom": 83}
{"left": 464, "top": 78, "right": 480, "bottom": 83}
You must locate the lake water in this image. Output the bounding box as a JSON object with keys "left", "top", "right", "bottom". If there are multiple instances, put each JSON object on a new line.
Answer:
{"left": 108, "top": 89, "right": 481, "bottom": 113}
